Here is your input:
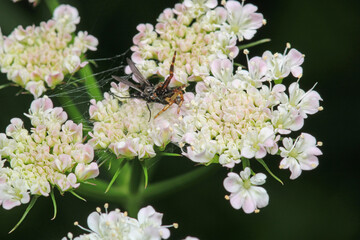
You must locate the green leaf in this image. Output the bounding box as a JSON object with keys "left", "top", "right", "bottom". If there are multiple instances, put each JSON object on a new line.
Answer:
{"left": 140, "top": 161, "right": 149, "bottom": 189}
{"left": 70, "top": 190, "right": 87, "bottom": 202}
{"left": 238, "top": 38, "right": 271, "bottom": 50}
{"left": 105, "top": 159, "right": 127, "bottom": 193}
{"left": 9, "top": 196, "right": 39, "bottom": 234}
{"left": 256, "top": 158, "right": 284, "bottom": 185}
{"left": 50, "top": 191, "right": 57, "bottom": 220}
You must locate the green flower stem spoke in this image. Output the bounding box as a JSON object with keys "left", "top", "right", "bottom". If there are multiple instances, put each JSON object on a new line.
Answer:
{"left": 9, "top": 196, "right": 39, "bottom": 234}
{"left": 70, "top": 190, "right": 87, "bottom": 202}
{"left": 50, "top": 191, "right": 57, "bottom": 220}
{"left": 141, "top": 165, "right": 219, "bottom": 202}
{"left": 78, "top": 64, "right": 103, "bottom": 101}
{"left": 242, "top": 157, "right": 250, "bottom": 169}
{"left": 76, "top": 179, "right": 128, "bottom": 205}
{"left": 238, "top": 38, "right": 271, "bottom": 50}
{"left": 140, "top": 161, "right": 149, "bottom": 189}
{"left": 158, "top": 152, "right": 182, "bottom": 157}
{"left": 105, "top": 159, "right": 128, "bottom": 193}
{"left": 0, "top": 83, "right": 12, "bottom": 90}
{"left": 256, "top": 158, "right": 284, "bottom": 185}
{"left": 44, "top": 0, "right": 60, "bottom": 13}
{"left": 57, "top": 93, "right": 87, "bottom": 126}
{"left": 95, "top": 150, "right": 117, "bottom": 168}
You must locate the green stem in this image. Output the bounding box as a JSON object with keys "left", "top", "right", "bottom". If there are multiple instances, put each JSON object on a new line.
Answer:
{"left": 126, "top": 195, "right": 142, "bottom": 218}
{"left": 44, "top": 0, "right": 60, "bottom": 13}
{"left": 141, "top": 165, "right": 219, "bottom": 202}
{"left": 50, "top": 191, "right": 57, "bottom": 220}
{"left": 238, "top": 38, "right": 271, "bottom": 50}
{"left": 78, "top": 64, "right": 103, "bottom": 101}
{"left": 129, "top": 160, "right": 143, "bottom": 195}
{"left": 76, "top": 179, "right": 128, "bottom": 205}
{"left": 57, "top": 93, "right": 87, "bottom": 127}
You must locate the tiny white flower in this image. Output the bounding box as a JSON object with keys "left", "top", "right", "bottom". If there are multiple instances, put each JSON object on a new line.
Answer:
{"left": 223, "top": 167, "right": 269, "bottom": 213}
{"left": 279, "top": 133, "right": 322, "bottom": 179}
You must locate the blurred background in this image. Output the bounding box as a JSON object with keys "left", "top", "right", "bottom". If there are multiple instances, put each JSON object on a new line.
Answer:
{"left": 0, "top": 0, "right": 359, "bottom": 239}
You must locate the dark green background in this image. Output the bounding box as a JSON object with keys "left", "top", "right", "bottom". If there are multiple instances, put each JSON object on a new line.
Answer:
{"left": 0, "top": 0, "right": 359, "bottom": 239}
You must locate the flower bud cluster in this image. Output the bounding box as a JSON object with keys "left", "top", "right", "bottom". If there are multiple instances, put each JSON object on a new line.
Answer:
{"left": 0, "top": 97, "right": 99, "bottom": 210}
{"left": 130, "top": 0, "right": 264, "bottom": 86}
{"left": 0, "top": 4, "right": 98, "bottom": 98}
{"left": 62, "top": 205, "right": 175, "bottom": 240}
{"left": 88, "top": 82, "right": 178, "bottom": 160}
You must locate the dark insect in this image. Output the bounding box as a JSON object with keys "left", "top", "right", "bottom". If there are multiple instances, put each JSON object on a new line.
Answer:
{"left": 112, "top": 51, "right": 185, "bottom": 119}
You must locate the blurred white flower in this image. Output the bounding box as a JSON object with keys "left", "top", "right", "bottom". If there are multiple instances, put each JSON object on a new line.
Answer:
{"left": 62, "top": 205, "right": 176, "bottom": 240}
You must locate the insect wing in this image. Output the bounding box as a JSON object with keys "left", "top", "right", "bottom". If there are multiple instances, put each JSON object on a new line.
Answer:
{"left": 112, "top": 75, "right": 144, "bottom": 93}
{"left": 126, "top": 58, "right": 151, "bottom": 86}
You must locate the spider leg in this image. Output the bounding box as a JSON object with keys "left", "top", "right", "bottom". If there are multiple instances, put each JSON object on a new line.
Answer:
{"left": 146, "top": 102, "right": 152, "bottom": 122}
{"left": 176, "top": 91, "right": 184, "bottom": 114}
{"left": 159, "top": 51, "right": 177, "bottom": 93}
{"left": 154, "top": 100, "right": 175, "bottom": 119}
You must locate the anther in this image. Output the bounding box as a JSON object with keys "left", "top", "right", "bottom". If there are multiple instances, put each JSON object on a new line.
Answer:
{"left": 286, "top": 42, "right": 291, "bottom": 49}
{"left": 262, "top": 19, "right": 267, "bottom": 25}
{"left": 317, "top": 141, "right": 323, "bottom": 146}
{"left": 318, "top": 106, "right": 323, "bottom": 111}
{"left": 225, "top": 195, "right": 230, "bottom": 200}
{"left": 173, "top": 223, "right": 179, "bottom": 229}
{"left": 243, "top": 49, "right": 249, "bottom": 55}
{"left": 74, "top": 221, "right": 79, "bottom": 226}
{"left": 254, "top": 209, "right": 260, "bottom": 213}
{"left": 96, "top": 207, "right": 101, "bottom": 213}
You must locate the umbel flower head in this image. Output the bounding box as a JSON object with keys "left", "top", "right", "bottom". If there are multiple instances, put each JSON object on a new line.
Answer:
{"left": 0, "top": 4, "right": 98, "bottom": 98}
{"left": 62, "top": 204, "right": 177, "bottom": 240}
{"left": 172, "top": 46, "right": 322, "bottom": 213}
{"left": 129, "top": 0, "right": 264, "bottom": 86}
{"left": 0, "top": 97, "right": 99, "bottom": 210}
{"left": 88, "top": 82, "right": 178, "bottom": 160}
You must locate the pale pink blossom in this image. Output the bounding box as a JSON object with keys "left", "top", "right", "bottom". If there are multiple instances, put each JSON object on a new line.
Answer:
{"left": 279, "top": 133, "right": 322, "bottom": 179}
{"left": 224, "top": 168, "right": 269, "bottom": 213}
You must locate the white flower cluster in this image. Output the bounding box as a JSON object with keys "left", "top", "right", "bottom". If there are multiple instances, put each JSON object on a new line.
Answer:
{"left": 130, "top": 0, "right": 264, "bottom": 86}
{"left": 173, "top": 48, "right": 322, "bottom": 212}
{"left": 0, "top": 4, "right": 98, "bottom": 98}
{"left": 88, "top": 82, "right": 178, "bottom": 160}
{"left": 0, "top": 97, "right": 99, "bottom": 210}
{"left": 62, "top": 205, "right": 176, "bottom": 240}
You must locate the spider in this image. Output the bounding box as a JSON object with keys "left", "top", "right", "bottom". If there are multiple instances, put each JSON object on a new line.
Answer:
{"left": 112, "top": 51, "right": 185, "bottom": 119}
